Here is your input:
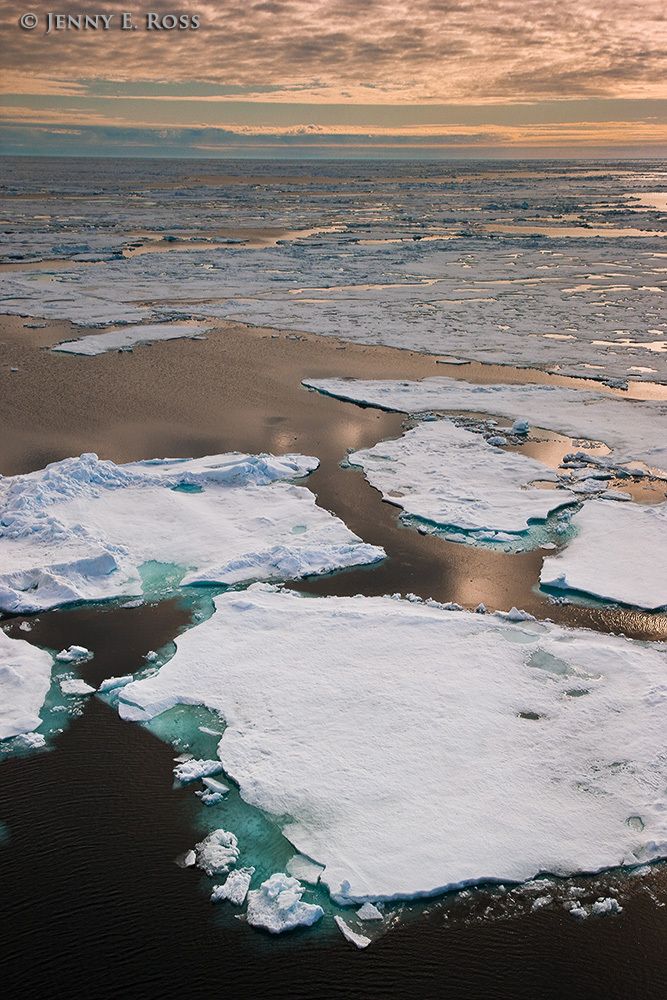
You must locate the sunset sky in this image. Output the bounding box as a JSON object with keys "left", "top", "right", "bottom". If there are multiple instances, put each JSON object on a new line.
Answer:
{"left": 1, "top": 0, "right": 665, "bottom": 157}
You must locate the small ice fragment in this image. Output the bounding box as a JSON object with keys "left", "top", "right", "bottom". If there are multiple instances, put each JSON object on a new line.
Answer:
{"left": 59, "top": 677, "right": 95, "bottom": 696}
{"left": 357, "top": 902, "right": 383, "bottom": 921}
{"left": 173, "top": 758, "right": 224, "bottom": 784}
{"left": 497, "top": 607, "right": 535, "bottom": 622}
{"left": 18, "top": 622, "right": 32, "bottom": 632}
{"left": 202, "top": 777, "right": 229, "bottom": 794}
{"left": 98, "top": 674, "right": 133, "bottom": 692}
{"left": 591, "top": 897, "right": 623, "bottom": 916}
{"left": 487, "top": 435, "right": 508, "bottom": 447}
{"left": 182, "top": 850, "right": 197, "bottom": 867}
{"left": 246, "top": 873, "right": 323, "bottom": 933}
{"left": 511, "top": 418, "right": 530, "bottom": 435}
{"left": 531, "top": 895, "right": 553, "bottom": 911}
{"left": 334, "top": 916, "right": 371, "bottom": 949}
{"left": 198, "top": 725, "right": 222, "bottom": 736}
{"left": 144, "top": 650, "right": 158, "bottom": 662}
{"left": 211, "top": 867, "right": 255, "bottom": 905}
{"left": 566, "top": 902, "right": 589, "bottom": 919}
{"left": 475, "top": 603, "right": 487, "bottom": 614}
{"left": 195, "top": 828, "right": 239, "bottom": 876}
{"left": 56, "top": 645, "right": 92, "bottom": 663}
{"left": 286, "top": 854, "right": 325, "bottom": 884}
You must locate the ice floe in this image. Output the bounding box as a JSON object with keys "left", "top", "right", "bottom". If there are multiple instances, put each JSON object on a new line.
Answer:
{"left": 541, "top": 500, "right": 667, "bottom": 610}
{"left": 55, "top": 645, "right": 93, "bottom": 663}
{"left": 52, "top": 323, "right": 212, "bottom": 356}
{"left": 0, "top": 630, "right": 53, "bottom": 740}
{"left": 304, "top": 377, "right": 667, "bottom": 472}
{"left": 0, "top": 452, "right": 383, "bottom": 613}
{"left": 246, "top": 873, "right": 324, "bottom": 933}
{"left": 59, "top": 677, "right": 95, "bottom": 696}
{"left": 119, "top": 585, "right": 667, "bottom": 902}
{"left": 211, "top": 867, "right": 255, "bottom": 906}
{"left": 334, "top": 916, "right": 371, "bottom": 949}
{"left": 174, "top": 758, "right": 224, "bottom": 784}
{"left": 348, "top": 419, "right": 574, "bottom": 538}
{"left": 195, "top": 828, "right": 240, "bottom": 876}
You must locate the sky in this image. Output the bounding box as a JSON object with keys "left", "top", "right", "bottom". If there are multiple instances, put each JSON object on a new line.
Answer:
{"left": 1, "top": 0, "right": 666, "bottom": 157}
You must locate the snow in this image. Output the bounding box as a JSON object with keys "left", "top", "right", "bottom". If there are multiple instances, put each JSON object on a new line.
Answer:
{"left": 173, "top": 758, "right": 224, "bottom": 784}
{"left": 245, "top": 873, "right": 324, "bottom": 933}
{"left": 0, "top": 452, "right": 383, "bottom": 613}
{"left": 541, "top": 501, "right": 667, "bottom": 610}
{"left": 119, "top": 585, "right": 667, "bottom": 902}
{"left": 211, "top": 867, "right": 255, "bottom": 905}
{"left": 55, "top": 645, "right": 92, "bottom": 663}
{"left": 59, "top": 677, "right": 95, "bottom": 696}
{"left": 0, "top": 630, "right": 53, "bottom": 739}
{"left": 348, "top": 419, "right": 573, "bottom": 538}
{"left": 195, "top": 828, "right": 239, "bottom": 876}
{"left": 334, "top": 916, "right": 371, "bottom": 949}
{"left": 303, "top": 377, "right": 667, "bottom": 473}
{"left": 357, "top": 902, "right": 383, "bottom": 921}
{"left": 52, "top": 323, "right": 212, "bottom": 356}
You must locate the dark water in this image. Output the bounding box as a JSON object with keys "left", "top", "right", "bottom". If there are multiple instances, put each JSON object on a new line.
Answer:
{"left": 1, "top": 316, "right": 666, "bottom": 998}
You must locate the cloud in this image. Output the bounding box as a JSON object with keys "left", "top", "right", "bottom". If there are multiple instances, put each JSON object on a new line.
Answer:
{"left": 0, "top": 0, "right": 664, "bottom": 103}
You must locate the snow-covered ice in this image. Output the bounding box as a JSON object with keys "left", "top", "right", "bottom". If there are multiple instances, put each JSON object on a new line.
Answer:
{"left": 97, "top": 674, "right": 133, "bottom": 693}
{"left": 0, "top": 452, "right": 383, "bottom": 613}
{"left": 334, "top": 916, "right": 371, "bottom": 949}
{"left": 211, "top": 867, "right": 255, "bottom": 905}
{"left": 357, "top": 902, "right": 383, "bottom": 921}
{"left": 286, "top": 854, "right": 325, "bottom": 884}
{"left": 348, "top": 419, "right": 573, "bottom": 538}
{"left": 173, "top": 758, "right": 224, "bottom": 784}
{"left": 540, "top": 501, "right": 667, "bottom": 610}
{"left": 52, "top": 323, "right": 212, "bottom": 356}
{"left": 304, "top": 377, "right": 667, "bottom": 472}
{"left": 195, "top": 828, "right": 240, "bottom": 876}
{"left": 119, "top": 585, "right": 667, "bottom": 902}
{"left": 0, "top": 630, "right": 53, "bottom": 739}
{"left": 245, "top": 873, "right": 324, "bottom": 933}
{"left": 55, "top": 645, "right": 93, "bottom": 663}
{"left": 59, "top": 677, "right": 95, "bottom": 696}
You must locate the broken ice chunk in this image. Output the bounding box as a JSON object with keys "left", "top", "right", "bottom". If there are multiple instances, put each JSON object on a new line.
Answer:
{"left": 55, "top": 645, "right": 93, "bottom": 663}
{"left": 195, "top": 829, "right": 239, "bottom": 876}
{"left": 211, "top": 866, "right": 255, "bottom": 905}
{"left": 357, "top": 901, "right": 384, "bottom": 921}
{"left": 173, "top": 758, "right": 224, "bottom": 784}
{"left": 246, "top": 873, "right": 323, "bottom": 934}
{"left": 59, "top": 677, "right": 95, "bottom": 696}
{"left": 334, "top": 916, "right": 371, "bottom": 949}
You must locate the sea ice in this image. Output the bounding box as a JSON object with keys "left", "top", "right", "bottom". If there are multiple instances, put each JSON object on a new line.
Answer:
{"left": 591, "top": 897, "right": 623, "bottom": 916}
{"left": 357, "top": 902, "right": 384, "bottom": 921}
{"left": 195, "top": 828, "right": 240, "bottom": 876}
{"left": 245, "top": 873, "right": 324, "bottom": 933}
{"left": 334, "top": 916, "right": 371, "bottom": 949}
{"left": 119, "top": 585, "right": 667, "bottom": 902}
{"left": 97, "top": 674, "right": 133, "bottom": 693}
{"left": 55, "top": 645, "right": 93, "bottom": 663}
{"left": 211, "top": 867, "right": 255, "bottom": 905}
{"left": 540, "top": 501, "right": 667, "bottom": 609}
{"left": 59, "top": 677, "right": 95, "bottom": 696}
{"left": 286, "top": 854, "right": 325, "bottom": 884}
{"left": 348, "top": 419, "right": 573, "bottom": 538}
{"left": 173, "top": 758, "right": 224, "bottom": 784}
{"left": 0, "top": 452, "right": 383, "bottom": 613}
{"left": 52, "top": 323, "right": 212, "bottom": 356}
{"left": 0, "top": 630, "right": 53, "bottom": 739}
{"left": 304, "top": 377, "right": 667, "bottom": 472}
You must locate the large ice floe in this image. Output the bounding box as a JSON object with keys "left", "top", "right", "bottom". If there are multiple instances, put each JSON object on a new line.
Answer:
{"left": 0, "top": 452, "right": 383, "bottom": 613}
{"left": 347, "top": 419, "right": 574, "bottom": 539}
{"left": 118, "top": 585, "right": 667, "bottom": 903}
{"left": 304, "top": 377, "right": 667, "bottom": 472}
{"left": 541, "top": 500, "right": 667, "bottom": 610}
{"left": 0, "top": 629, "right": 53, "bottom": 739}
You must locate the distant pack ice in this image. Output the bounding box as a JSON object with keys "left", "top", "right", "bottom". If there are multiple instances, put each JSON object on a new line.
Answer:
{"left": 118, "top": 585, "right": 667, "bottom": 902}
{"left": 0, "top": 452, "right": 384, "bottom": 613}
